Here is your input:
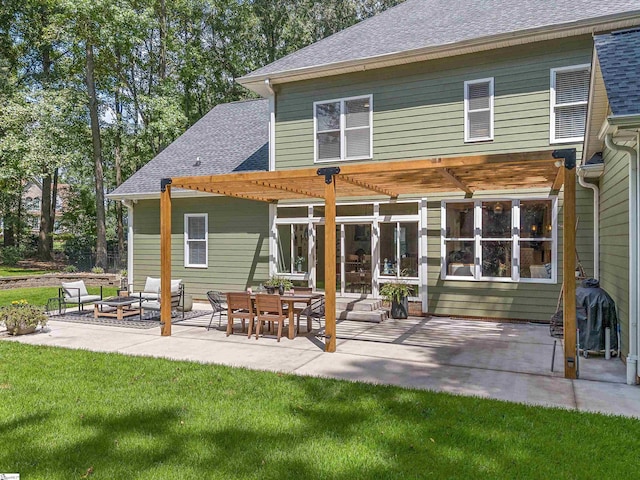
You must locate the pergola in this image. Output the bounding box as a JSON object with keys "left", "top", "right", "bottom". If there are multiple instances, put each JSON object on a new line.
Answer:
{"left": 158, "top": 149, "right": 579, "bottom": 379}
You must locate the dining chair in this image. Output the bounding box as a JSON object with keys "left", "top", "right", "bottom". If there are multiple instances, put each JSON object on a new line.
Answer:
{"left": 292, "top": 287, "right": 313, "bottom": 333}
{"left": 299, "top": 297, "right": 325, "bottom": 333}
{"left": 226, "top": 292, "right": 255, "bottom": 337}
{"left": 206, "top": 290, "right": 227, "bottom": 330}
{"left": 255, "top": 293, "right": 286, "bottom": 342}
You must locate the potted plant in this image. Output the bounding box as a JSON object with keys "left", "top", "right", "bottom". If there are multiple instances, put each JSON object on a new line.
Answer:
{"left": 264, "top": 275, "right": 294, "bottom": 294}
{"left": 1, "top": 300, "right": 48, "bottom": 335}
{"left": 295, "top": 256, "right": 305, "bottom": 272}
{"left": 380, "top": 280, "right": 414, "bottom": 319}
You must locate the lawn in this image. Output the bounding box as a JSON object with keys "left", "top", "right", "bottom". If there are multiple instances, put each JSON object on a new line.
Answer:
{"left": 1, "top": 343, "right": 639, "bottom": 479}
{"left": 0, "top": 266, "right": 52, "bottom": 277}
{"left": 0, "top": 286, "right": 118, "bottom": 307}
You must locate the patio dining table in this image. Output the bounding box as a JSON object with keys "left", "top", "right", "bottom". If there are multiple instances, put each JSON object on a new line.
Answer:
{"left": 232, "top": 291, "right": 324, "bottom": 339}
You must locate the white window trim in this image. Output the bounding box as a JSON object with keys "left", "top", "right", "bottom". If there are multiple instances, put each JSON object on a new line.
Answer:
{"left": 314, "top": 94, "right": 373, "bottom": 163}
{"left": 549, "top": 64, "right": 590, "bottom": 144}
{"left": 184, "top": 213, "right": 208, "bottom": 268}
{"left": 464, "top": 77, "right": 494, "bottom": 143}
{"left": 441, "top": 198, "right": 558, "bottom": 284}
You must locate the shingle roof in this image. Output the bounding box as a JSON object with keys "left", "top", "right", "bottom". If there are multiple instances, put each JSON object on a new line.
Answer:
{"left": 110, "top": 99, "right": 269, "bottom": 197}
{"left": 245, "top": 0, "right": 640, "bottom": 80}
{"left": 595, "top": 28, "right": 640, "bottom": 116}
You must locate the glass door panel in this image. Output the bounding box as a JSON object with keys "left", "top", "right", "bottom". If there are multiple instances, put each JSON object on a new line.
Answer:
{"left": 315, "top": 225, "right": 340, "bottom": 292}
{"left": 343, "top": 224, "right": 372, "bottom": 295}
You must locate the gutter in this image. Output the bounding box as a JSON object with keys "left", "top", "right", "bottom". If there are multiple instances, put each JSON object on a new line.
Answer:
{"left": 605, "top": 133, "right": 639, "bottom": 385}
{"left": 238, "top": 13, "right": 640, "bottom": 96}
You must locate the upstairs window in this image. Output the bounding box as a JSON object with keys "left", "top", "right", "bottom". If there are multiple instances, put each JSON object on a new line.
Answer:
{"left": 464, "top": 78, "right": 494, "bottom": 142}
{"left": 184, "top": 214, "right": 208, "bottom": 268}
{"left": 314, "top": 95, "right": 372, "bottom": 162}
{"left": 550, "top": 65, "right": 590, "bottom": 143}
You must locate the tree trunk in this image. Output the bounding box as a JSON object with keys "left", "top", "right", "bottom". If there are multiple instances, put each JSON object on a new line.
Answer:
{"left": 37, "top": 174, "right": 53, "bottom": 260}
{"left": 85, "top": 41, "right": 107, "bottom": 269}
{"left": 114, "top": 84, "right": 125, "bottom": 266}
{"left": 50, "top": 167, "right": 58, "bottom": 252}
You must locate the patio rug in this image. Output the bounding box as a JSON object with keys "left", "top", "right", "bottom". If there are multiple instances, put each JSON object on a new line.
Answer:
{"left": 48, "top": 309, "right": 210, "bottom": 330}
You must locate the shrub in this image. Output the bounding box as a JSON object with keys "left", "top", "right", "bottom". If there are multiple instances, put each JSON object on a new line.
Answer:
{"left": 1, "top": 300, "right": 48, "bottom": 335}
{"left": 64, "top": 265, "right": 78, "bottom": 273}
{"left": 91, "top": 266, "right": 105, "bottom": 274}
{"left": 0, "top": 246, "right": 23, "bottom": 266}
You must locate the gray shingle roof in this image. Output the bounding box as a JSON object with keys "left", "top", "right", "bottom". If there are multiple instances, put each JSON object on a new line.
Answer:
{"left": 595, "top": 28, "right": 640, "bottom": 116}
{"left": 110, "top": 99, "right": 269, "bottom": 197}
{"left": 245, "top": 0, "right": 640, "bottom": 79}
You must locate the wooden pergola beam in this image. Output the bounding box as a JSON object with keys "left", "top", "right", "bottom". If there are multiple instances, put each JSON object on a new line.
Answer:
{"left": 171, "top": 150, "right": 557, "bottom": 186}
{"left": 437, "top": 168, "right": 473, "bottom": 195}
{"left": 249, "top": 180, "right": 324, "bottom": 199}
{"left": 551, "top": 167, "right": 564, "bottom": 191}
{"left": 339, "top": 174, "right": 399, "bottom": 198}
{"left": 177, "top": 183, "right": 277, "bottom": 203}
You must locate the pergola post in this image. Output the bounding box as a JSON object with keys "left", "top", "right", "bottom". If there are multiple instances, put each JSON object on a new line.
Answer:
{"left": 554, "top": 149, "right": 577, "bottom": 379}
{"left": 160, "top": 178, "right": 172, "bottom": 336}
{"left": 318, "top": 167, "right": 340, "bottom": 352}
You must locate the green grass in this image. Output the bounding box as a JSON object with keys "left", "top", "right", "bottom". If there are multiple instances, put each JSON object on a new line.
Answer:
{"left": 1, "top": 343, "right": 639, "bottom": 479}
{"left": 0, "top": 286, "right": 118, "bottom": 307}
{"left": 0, "top": 266, "right": 53, "bottom": 277}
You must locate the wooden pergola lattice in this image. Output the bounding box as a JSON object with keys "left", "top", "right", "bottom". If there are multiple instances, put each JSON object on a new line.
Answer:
{"left": 158, "top": 149, "right": 579, "bottom": 379}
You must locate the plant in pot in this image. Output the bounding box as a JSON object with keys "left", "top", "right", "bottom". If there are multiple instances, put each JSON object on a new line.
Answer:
{"left": 1, "top": 299, "right": 48, "bottom": 335}
{"left": 264, "top": 276, "right": 293, "bottom": 294}
{"left": 380, "top": 279, "right": 414, "bottom": 319}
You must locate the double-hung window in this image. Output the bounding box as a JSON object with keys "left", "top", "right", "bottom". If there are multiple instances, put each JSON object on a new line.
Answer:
{"left": 184, "top": 214, "right": 208, "bottom": 268}
{"left": 442, "top": 199, "right": 556, "bottom": 283}
{"left": 464, "top": 78, "right": 494, "bottom": 142}
{"left": 314, "top": 95, "right": 372, "bottom": 162}
{"left": 550, "top": 65, "right": 590, "bottom": 143}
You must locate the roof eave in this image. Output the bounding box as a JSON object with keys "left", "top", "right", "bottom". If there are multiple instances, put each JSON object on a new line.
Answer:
{"left": 238, "top": 12, "right": 640, "bottom": 97}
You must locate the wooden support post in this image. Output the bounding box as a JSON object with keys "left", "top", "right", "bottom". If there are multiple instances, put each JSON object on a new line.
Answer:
{"left": 555, "top": 150, "right": 577, "bottom": 379}
{"left": 318, "top": 167, "right": 339, "bottom": 353}
{"left": 160, "top": 178, "right": 172, "bottom": 336}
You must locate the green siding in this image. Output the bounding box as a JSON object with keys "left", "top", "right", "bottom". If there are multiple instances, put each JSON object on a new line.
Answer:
{"left": 133, "top": 197, "right": 270, "bottom": 301}
{"left": 426, "top": 183, "right": 594, "bottom": 322}
{"left": 599, "top": 142, "right": 633, "bottom": 356}
{"left": 275, "top": 36, "right": 591, "bottom": 169}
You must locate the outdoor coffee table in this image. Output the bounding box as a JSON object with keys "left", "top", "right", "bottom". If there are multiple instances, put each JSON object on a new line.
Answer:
{"left": 94, "top": 296, "right": 143, "bottom": 320}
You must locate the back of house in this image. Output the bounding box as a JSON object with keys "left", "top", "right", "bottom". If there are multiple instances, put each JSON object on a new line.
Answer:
{"left": 110, "top": 0, "right": 640, "bottom": 374}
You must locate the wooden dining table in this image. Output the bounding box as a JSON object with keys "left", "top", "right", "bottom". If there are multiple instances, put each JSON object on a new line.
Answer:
{"left": 245, "top": 291, "right": 324, "bottom": 339}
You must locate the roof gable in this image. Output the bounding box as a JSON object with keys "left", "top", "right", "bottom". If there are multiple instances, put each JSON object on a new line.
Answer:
{"left": 241, "top": 0, "right": 640, "bottom": 92}
{"left": 595, "top": 28, "right": 640, "bottom": 116}
{"left": 110, "top": 99, "right": 269, "bottom": 197}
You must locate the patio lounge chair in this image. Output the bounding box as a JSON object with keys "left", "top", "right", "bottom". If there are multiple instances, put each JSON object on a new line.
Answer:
{"left": 59, "top": 280, "right": 103, "bottom": 313}
{"left": 206, "top": 290, "right": 227, "bottom": 330}
{"left": 130, "top": 276, "right": 182, "bottom": 301}
{"left": 143, "top": 283, "right": 184, "bottom": 319}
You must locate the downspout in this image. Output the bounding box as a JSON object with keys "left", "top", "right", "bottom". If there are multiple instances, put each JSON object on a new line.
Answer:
{"left": 122, "top": 200, "right": 134, "bottom": 291}
{"left": 265, "top": 78, "right": 276, "bottom": 172}
{"left": 605, "top": 133, "right": 638, "bottom": 385}
{"left": 576, "top": 168, "right": 599, "bottom": 279}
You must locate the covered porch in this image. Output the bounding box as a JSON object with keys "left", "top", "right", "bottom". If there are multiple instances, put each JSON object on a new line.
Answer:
{"left": 158, "top": 149, "right": 581, "bottom": 379}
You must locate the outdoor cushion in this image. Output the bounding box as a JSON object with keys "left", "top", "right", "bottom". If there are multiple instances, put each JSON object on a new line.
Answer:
{"left": 143, "top": 300, "right": 161, "bottom": 311}
{"left": 62, "top": 281, "right": 89, "bottom": 299}
{"left": 139, "top": 292, "right": 159, "bottom": 300}
{"left": 66, "top": 294, "right": 101, "bottom": 304}
{"left": 143, "top": 277, "right": 161, "bottom": 294}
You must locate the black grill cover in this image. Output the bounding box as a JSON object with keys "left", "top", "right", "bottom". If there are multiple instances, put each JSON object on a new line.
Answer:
{"left": 576, "top": 278, "right": 618, "bottom": 352}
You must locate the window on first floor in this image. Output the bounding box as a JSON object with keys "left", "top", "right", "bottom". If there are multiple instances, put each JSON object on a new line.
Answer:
{"left": 442, "top": 198, "right": 556, "bottom": 282}
{"left": 379, "top": 222, "right": 419, "bottom": 278}
{"left": 184, "top": 214, "right": 208, "bottom": 268}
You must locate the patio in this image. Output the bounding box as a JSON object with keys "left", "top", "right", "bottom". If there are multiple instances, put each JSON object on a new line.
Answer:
{"left": 4, "top": 308, "right": 638, "bottom": 418}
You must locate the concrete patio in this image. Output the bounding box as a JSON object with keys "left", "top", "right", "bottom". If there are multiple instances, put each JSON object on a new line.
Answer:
{"left": 3, "top": 308, "right": 639, "bottom": 418}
